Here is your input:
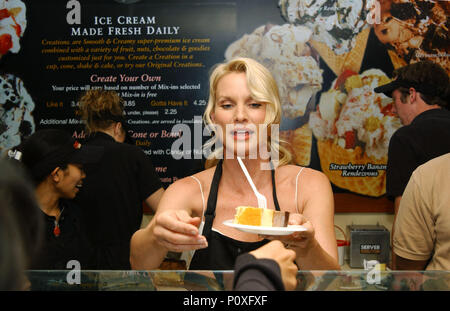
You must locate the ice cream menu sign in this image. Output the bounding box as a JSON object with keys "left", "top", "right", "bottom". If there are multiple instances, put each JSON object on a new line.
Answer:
{"left": 2, "top": 0, "right": 236, "bottom": 185}
{"left": 1, "top": 0, "right": 448, "bottom": 204}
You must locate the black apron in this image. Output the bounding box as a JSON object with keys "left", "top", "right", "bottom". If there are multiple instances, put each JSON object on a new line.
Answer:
{"left": 189, "top": 160, "right": 281, "bottom": 270}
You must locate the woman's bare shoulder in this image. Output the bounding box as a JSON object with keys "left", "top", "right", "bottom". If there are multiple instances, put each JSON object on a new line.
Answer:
{"left": 166, "top": 167, "right": 214, "bottom": 193}
{"left": 277, "top": 165, "right": 330, "bottom": 188}
{"left": 157, "top": 174, "right": 205, "bottom": 217}
{"left": 277, "top": 164, "right": 326, "bottom": 178}
{"left": 190, "top": 166, "right": 216, "bottom": 183}
{"left": 161, "top": 166, "right": 216, "bottom": 209}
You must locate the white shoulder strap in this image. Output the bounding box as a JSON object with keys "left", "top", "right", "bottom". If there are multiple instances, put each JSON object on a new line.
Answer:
{"left": 182, "top": 176, "right": 206, "bottom": 269}
{"left": 295, "top": 167, "right": 305, "bottom": 213}
{"left": 189, "top": 176, "right": 205, "bottom": 223}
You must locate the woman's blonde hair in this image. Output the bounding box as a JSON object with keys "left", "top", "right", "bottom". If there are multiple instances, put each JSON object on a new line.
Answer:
{"left": 79, "top": 89, "right": 124, "bottom": 134}
{"left": 203, "top": 57, "right": 292, "bottom": 168}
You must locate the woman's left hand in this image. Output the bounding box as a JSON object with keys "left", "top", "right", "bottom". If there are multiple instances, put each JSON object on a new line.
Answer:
{"left": 261, "top": 213, "right": 318, "bottom": 254}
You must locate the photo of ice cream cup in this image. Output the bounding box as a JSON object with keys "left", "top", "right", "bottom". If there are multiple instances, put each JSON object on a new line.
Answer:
{"left": 309, "top": 68, "right": 402, "bottom": 196}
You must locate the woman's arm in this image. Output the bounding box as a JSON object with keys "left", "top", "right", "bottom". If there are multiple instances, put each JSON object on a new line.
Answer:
{"left": 290, "top": 220, "right": 340, "bottom": 270}
{"left": 144, "top": 187, "right": 164, "bottom": 214}
{"left": 270, "top": 169, "right": 339, "bottom": 270}
{"left": 294, "top": 170, "right": 339, "bottom": 270}
{"left": 130, "top": 218, "right": 167, "bottom": 270}
{"left": 130, "top": 178, "right": 207, "bottom": 270}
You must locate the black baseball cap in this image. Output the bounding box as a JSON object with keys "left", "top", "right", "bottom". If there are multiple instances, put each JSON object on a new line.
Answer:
{"left": 17, "top": 129, "right": 103, "bottom": 183}
{"left": 374, "top": 78, "right": 441, "bottom": 98}
{"left": 66, "top": 140, "right": 103, "bottom": 165}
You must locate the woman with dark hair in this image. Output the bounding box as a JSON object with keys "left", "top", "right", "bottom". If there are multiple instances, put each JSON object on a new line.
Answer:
{"left": 15, "top": 129, "right": 102, "bottom": 269}
{"left": 75, "top": 89, "right": 164, "bottom": 270}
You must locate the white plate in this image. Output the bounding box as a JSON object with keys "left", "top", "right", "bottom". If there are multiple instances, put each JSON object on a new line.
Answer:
{"left": 223, "top": 219, "right": 307, "bottom": 236}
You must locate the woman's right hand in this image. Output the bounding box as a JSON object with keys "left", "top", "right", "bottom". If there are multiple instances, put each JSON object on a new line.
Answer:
{"left": 152, "top": 209, "right": 208, "bottom": 252}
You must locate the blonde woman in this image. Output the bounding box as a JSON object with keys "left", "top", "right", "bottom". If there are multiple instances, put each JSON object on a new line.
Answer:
{"left": 75, "top": 89, "right": 164, "bottom": 270}
{"left": 130, "top": 58, "right": 339, "bottom": 271}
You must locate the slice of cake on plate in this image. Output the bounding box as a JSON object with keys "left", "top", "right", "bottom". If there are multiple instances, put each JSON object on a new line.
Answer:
{"left": 233, "top": 206, "right": 289, "bottom": 227}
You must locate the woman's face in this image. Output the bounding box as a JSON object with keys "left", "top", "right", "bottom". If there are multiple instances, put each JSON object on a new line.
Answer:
{"left": 211, "top": 72, "right": 267, "bottom": 158}
{"left": 55, "top": 164, "right": 86, "bottom": 199}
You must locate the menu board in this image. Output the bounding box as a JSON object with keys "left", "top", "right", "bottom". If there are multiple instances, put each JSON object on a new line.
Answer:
{"left": 1, "top": 0, "right": 448, "bottom": 209}
{"left": 1, "top": 0, "right": 240, "bottom": 185}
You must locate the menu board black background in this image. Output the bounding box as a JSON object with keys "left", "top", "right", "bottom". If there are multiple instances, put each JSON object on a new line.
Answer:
{"left": 1, "top": 0, "right": 395, "bottom": 196}
{"left": 2, "top": 0, "right": 289, "bottom": 186}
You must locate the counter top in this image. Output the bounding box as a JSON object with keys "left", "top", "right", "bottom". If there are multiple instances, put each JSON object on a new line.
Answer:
{"left": 26, "top": 269, "right": 450, "bottom": 291}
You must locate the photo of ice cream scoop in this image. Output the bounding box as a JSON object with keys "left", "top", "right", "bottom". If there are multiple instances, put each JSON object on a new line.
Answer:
{"left": 309, "top": 69, "right": 402, "bottom": 197}
{"left": 0, "top": 73, "right": 35, "bottom": 154}
{"left": 279, "top": 0, "right": 373, "bottom": 78}
{"left": 0, "top": 0, "right": 35, "bottom": 154}
{"left": 373, "top": 0, "right": 449, "bottom": 71}
{"left": 225, "top": 23, "right": 323, "bottom": 119}
{"left": 225, "top": 23, "right": 323, "bottom": 166}
{"left": 279, "top": 0, "right": 371, "bottom": 55}
{"left": 0, "top": 0, "right": 27, "bottom": 54}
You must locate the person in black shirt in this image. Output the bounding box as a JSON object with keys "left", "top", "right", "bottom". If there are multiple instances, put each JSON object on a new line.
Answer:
{"left": 75, "top": 89, "right": 164, "bottom": 270}
{"left": 14, "top": 129, "right": 103, "bottom": 270}
{"left": 374, "top": 60, "right": 450, "bottom": 267}
{"left": 374, "top": 61, "right": 450, "bottom": 212}
{"left": 233, "top": 240, "right": 298, "bottom": 291}
{"left": 0, "top": 157, "right": 43, "bottom": 290}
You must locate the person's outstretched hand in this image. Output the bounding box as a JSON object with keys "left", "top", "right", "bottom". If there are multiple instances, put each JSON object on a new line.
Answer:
{"left": 153, "top": 209, "right": 207, "bottom": 252}
{"left": 249, "top": 240, "right": 298, "bottom": 290}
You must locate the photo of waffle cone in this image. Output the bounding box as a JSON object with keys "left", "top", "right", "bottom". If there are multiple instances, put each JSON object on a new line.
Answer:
{"left": 309, "top": 27, "right": 371, "bottom": 77}
{"left": 309, "top": 69, "right": 402, "bottom": 197}
{"left": 279, "top": 0, "right": 371, "bottom": 55}
{"left": 280, "top": 124, "right": 312, "bottom": 166}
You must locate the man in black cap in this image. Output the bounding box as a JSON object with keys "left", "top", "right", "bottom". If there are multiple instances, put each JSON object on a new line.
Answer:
{"left": 374, "top": 60, "right": 450, "bottom": 268}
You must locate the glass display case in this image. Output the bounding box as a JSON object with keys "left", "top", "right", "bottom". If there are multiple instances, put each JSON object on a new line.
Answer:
{"left": 26, "top": 270, "right": 450, "bottom": 291}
